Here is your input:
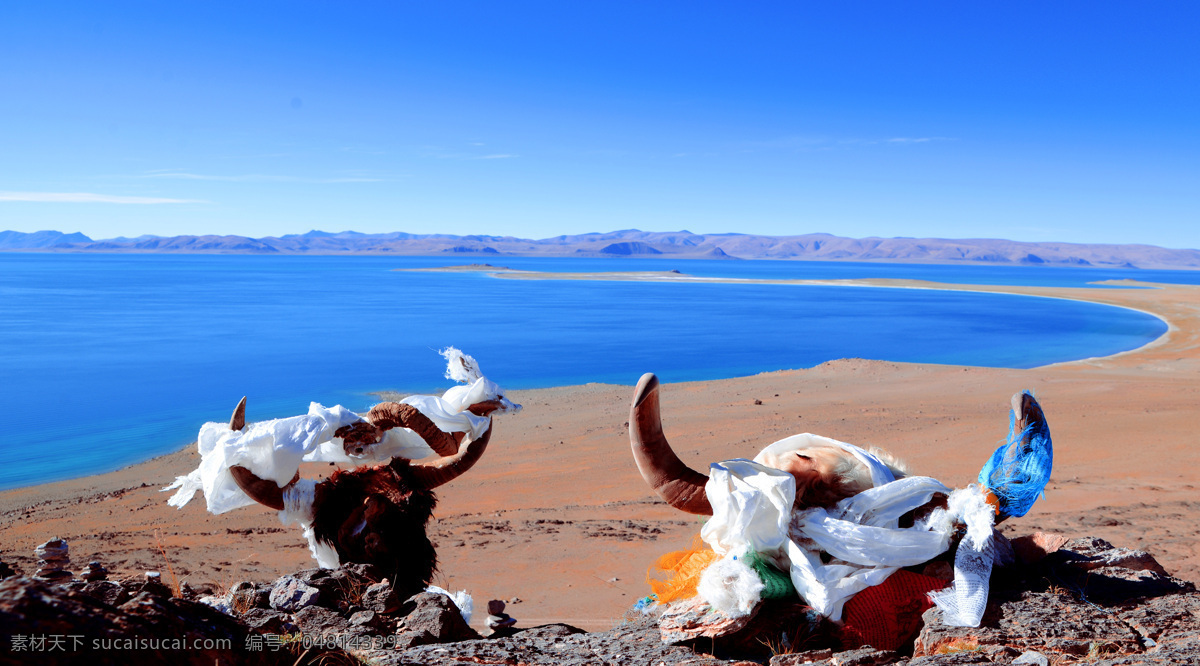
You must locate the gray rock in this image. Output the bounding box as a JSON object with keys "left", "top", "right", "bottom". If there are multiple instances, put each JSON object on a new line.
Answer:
{"left": 513, "top": 624, "right": 585, "bottom": 639}
{"left": 231, "top": 586, "right": 263, "bottom": 612}
{"left": 485, "top": 597, "right": 516, "bottom": 634}
{"left": 81, "top": 580, "right": 130, "bottom": 607}
{"left": 34, "top": 538, "right": 72, "bottom": 581}
{"left": 348, "top": 609, "right": 386, "bottom": 632}
{"left": 198, "top": 594, "right": 232, "bottom": 615}
{"left": 9, "top": 531, "right": 1200, "bottom": 666}
{"left": 1101, "top": 592, "right": 1200, "bottom": 664}
{"left": 770, "top": 649, "right": 833, "bottom": 665}
{"left": 240, "top": 607, "right": 290, "bottom": 634}
{"left": 0, "top": 578, "right": 262, "bottom": 665}
{"left": 0, "top": 560, "right": 18, "bottom": 579}
{"left": 394, "top": 592, "right": 481, "bottom": 644}
{"left": 360, "top": 580, "right": 401, "bottom": 614}
{"left": 230, "top": 580, "right": 255, "bottom": 594}
{"left": 830, "top": 647, "right": 898, "bottom": 665}
{"left": 33, "top": 568, "right": 74, "bottom": 582}
{"left": 1060, "top": 536, "right": 1168, "bottom": 574}
{"left": 906, "top": 653, "right": 992, "bottom": 664}
{"left": 393, "top": 628, "right": 439, "bottom": 649}
{"left": 34, "top": 538, "right": 69, "bottom": 562}
{"left": 269, "top": 575, "right": 321, "bottom": 612}
{"left": 357, "top": 614, "right": 729, "bottom": 665}
{"left": 290, "top": 565, "right": 381, "bottom": 610}
{"left": 914, "top": 591, "right": 1141, "bottom": 658}
{"left": 80, "top": 561, "right": 108, "bottom": 582}
{"left": 1043, "top": 537, "right": 1194, "bottom": 605}
{"left": 340, "top": 562, "right": 384, "bottom": 584}
{"left": 487, "top": 613, "right": 517, "bottom": 630}
{"left": 293, "top": 605, "right": 351, "bottom": 637}
{"left": 138, "top": 577, "right": 175, "bottom": 598}
{"left": 1012, "top": 650, "right": 1050, "bottom": 665}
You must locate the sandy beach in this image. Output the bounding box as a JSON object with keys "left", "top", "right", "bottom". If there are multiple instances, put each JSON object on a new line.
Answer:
{"left": 2, "top": 276, "right": 1198, "bottom": 632}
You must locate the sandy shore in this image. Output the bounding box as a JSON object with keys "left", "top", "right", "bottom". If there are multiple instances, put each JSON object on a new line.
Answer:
{"left": 3, "top": 276, "right": 1199, "bottom": 631}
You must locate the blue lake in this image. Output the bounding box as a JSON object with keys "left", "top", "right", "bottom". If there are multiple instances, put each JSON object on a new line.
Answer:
{"left": 0, "top": 253, "right": 1181, "bottom": 490}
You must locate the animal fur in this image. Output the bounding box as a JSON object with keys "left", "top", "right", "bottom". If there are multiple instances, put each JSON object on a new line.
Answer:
{"left": 310, "top": 459, "right": 439, "bottom": 600}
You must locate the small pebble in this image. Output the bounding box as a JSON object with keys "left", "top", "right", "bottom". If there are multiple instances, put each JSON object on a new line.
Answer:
{"left": 80, "top": 561, "right": 108, "bottom": 582}
{"left": 1013, "top": 651, "right": 1050, "bottom": 666}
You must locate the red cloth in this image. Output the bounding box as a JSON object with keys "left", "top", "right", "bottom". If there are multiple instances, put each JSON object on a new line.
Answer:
{"left": 839, "top": 570, "right": 951, "bottom": 651}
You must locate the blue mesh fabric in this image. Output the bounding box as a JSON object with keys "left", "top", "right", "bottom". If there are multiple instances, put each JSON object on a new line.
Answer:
{"left": 977, "top": 391, "right": 1053, "bottom": 519}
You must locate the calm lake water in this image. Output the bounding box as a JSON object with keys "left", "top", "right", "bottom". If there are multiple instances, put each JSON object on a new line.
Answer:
{"left": 0, "top": 253, "right": 1183, "bottom": 490}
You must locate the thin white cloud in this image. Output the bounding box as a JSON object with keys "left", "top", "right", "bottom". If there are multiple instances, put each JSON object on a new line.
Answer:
{"left": 136, "top": 171, "right": 395, "bottom": 183}
{"left": 742, "top": 135, "right": 956, "bottom": 151}
{"left": 885, "top": 137, "right": 954, "bottom": 144}
{"left": 741, "top": 135, "right": 831, "bottom": 150}
{"left": 142, "top": 172, "right": 274, "bottom": 181}
{"left": 422, "top": 147, "right": 517, "bottom": 160}
{"left": 0, "top": 191, "right": 205, "bottom": 204}
{"left": 338, "top": 146, "right": 387, "bottom": 155}
{"left": 583, "top": 148, "right": 631, "bottom": 157}
{"left": 217, "top": 152, "right": 296, "bottom": 160}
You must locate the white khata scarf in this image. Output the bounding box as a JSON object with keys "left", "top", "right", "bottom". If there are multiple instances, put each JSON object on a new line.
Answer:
{"left": 163, "top": 348, "right": 520, "bottom": 516}
{"left": 698, "top": 434, "right": 997, "bottom": 628}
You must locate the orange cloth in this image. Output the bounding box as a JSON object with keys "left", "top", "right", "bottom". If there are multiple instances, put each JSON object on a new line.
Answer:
{"left": 647, "top": 535, "right": 721, "bottom": 604}
{"left": 840, "top": 569, "right": 951, "bottom": 651}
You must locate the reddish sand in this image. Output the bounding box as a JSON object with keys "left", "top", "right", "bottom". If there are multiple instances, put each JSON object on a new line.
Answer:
{"left": 2, "top": 277, "right": 1198, "bottom": 631}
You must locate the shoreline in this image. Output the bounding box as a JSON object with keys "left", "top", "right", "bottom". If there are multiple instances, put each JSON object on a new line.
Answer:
{"left": 3, "top": 275, "right": 1198, "bottom": 629}
{"left": 0, "top": 274, "right": 1173, "bottom": 494}
{"left": 1, "top": 271, "right": 1174, "bottom": 495}
{"left": 0, "top": 274, "right": 1188, "bottom": 496}
{"left": 442, "top": 266, "right": 1189, "bottom": 370}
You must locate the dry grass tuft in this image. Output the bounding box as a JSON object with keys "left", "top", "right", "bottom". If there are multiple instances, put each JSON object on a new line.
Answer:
{"left": 336, "top": 574, "right": 371, "bottom": 607}
{"left": 935, "top": 638, "right": 982, "bottom": 654}
{"left": 153, "top": 529, "right": 181, "bottom": 597}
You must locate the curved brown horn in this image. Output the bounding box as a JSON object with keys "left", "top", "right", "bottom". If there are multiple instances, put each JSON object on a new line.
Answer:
{"left": 230, "top": 396, "right": 247, "bottom": 431}
{"left": 229, "top": 465, "right": 299, "bottom": 511}
{"left": 985, "top": 391, "right": 1051, "bottom": 524}
{"left": 367, "top": 402, "right": 459, "bottom": 456}
{"left": 409, "top": 423, "right": 493, "bottom": 490}
{"left": 1012, "top": 391, "right": 1045, "bottom": 437}
{"left": 629, "top": 373, "right": 712, "bottom": 515}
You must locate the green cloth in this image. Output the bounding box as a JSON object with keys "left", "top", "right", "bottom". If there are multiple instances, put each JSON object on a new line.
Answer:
{"left": 743, "top": 550, "right": 796, "bottom": 600}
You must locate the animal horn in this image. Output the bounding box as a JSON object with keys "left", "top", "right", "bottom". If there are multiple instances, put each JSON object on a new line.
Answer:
{"left": 230, "top": 396, "right": 247, "bottom": 431}
{"left": 409, "top": 423, "right": 493, "bottom": 490}
{"left": 629, "top": 373, "right": 712, "bottom": 515}
{"left": 367, "top": 402, "right": 460, "bottom": 456}
{"left": 982, "top": 391, "right": 1053, "bottom": 523}
{"left": 229, "top": 465, "right": 299, "bottom": 511}
{"left": 1012, "top": 391, "right": 1045, "bottom": 436}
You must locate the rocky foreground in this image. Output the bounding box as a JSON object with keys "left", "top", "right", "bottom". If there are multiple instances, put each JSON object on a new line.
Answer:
{"left": 1, "top": 533, "right": 1198, "bottom": 666}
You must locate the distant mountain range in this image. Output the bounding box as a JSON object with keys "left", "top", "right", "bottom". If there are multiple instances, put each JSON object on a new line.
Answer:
{"left": 3, "top": 228, "right": 1199, "bottom": 270}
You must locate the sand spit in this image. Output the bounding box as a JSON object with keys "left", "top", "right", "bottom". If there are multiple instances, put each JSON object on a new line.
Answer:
{"left": 2, "top": 275, "right": 1198, "bottom": 631}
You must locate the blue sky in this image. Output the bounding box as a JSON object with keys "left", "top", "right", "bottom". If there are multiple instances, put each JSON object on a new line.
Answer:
{"left": 1, "top": 2, "right": 1197, "bottom": 248}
